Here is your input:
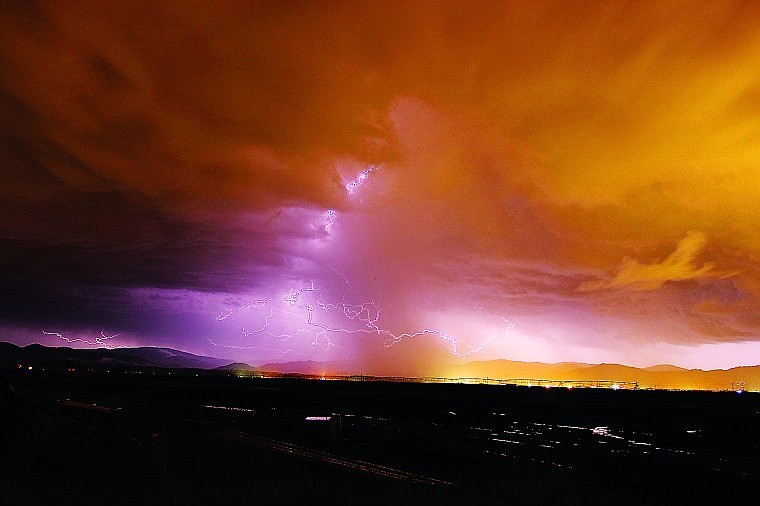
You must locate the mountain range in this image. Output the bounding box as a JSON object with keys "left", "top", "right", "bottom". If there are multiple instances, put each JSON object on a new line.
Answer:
{"left": 1, "top": 342, "right": 757, "bottom": 391}
{"left": 451, "top": 359, "right": 759, "bottom": 391}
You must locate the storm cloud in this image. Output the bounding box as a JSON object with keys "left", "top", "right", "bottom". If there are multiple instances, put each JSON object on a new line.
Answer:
{"left": 2, "top": 1, "right": 760, "bottom": 370}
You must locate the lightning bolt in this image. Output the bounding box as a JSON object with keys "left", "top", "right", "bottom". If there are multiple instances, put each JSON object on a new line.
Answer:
{"left": 217, "top": 298, "right": 271, "bottom": 321}
{"left": 42, "top": 329, "right": 125, "bottom": 349}
{"left": 242, "top": 308, "right": 276, "bottom": 336}
{"left": 345, "top": 165, "right": 376, "bottom": 195}
{"left": 377, "top": 317, "right": 515, "bottom": 357}
{"left": 284, "top": 283, "right": 316, "bottom": 306}
{"left": 212, "top": 163, "right": 515, "bottom": 358}
{"left": 206, "top": 338, "right": 302, "bottom": 357}
{"left": 215, "top": 277, "right": 513, "bottom": 357}
{"left": 325, "top": 209, "right": 336, "bottom": 233}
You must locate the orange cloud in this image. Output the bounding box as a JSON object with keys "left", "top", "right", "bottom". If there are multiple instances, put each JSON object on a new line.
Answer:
{"left": 2, "top": 1, "right": 760, "bottom": 368}
{"left": 578, "top": 231, "right": 736, "bottom": 291}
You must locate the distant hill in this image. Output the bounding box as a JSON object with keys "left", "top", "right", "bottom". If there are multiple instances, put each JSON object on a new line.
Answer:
{"left": 216, "top": 362, "right": 257, "bottom": 372}
{"left": 2, "top": 342, "right": 758, "bottom": 391}
{"left": 454, "top": 359, "right": 760, "bottom": 391}
{"left": 643, "top": 364, "right": 686, "bottom": 373}
{"left": 0, "top": 342, "right": 231, "bottom": 370}
{"left": 253, "top": 360, "right": 351, "bottom": 376}
{"left": 454, "top": 359, "right": 593, "bottom": 379}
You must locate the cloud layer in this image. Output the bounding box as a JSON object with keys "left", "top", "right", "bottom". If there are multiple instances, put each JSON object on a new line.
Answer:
{"left": 577, "top": 231, "right": 734, "bottom": 291}
{"left": 2, "top": 1, "right": 760, "bottom": 370}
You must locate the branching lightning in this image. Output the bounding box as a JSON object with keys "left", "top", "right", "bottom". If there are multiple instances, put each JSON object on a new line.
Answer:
{"left": 284, "top": 283, "right": 316, "bottom": 306}
{"left": 42, "top": 329, "right": 125, "bottom": 349}
{"left": 212, "top": 163, "right": 515, "bottom": 359}
{"left": 217, "top": 298, "right": 271, "bottom": 321}
{"left": 345, "top": 165, "right": 376, "bottom": 195}
{"left": 214, "top": 277, "right": 513, "bottom": 357}
{"left": 206, "top": 338, "right": 302, "bottom": 357}
{"left": 325, "top": 209, "right": 336, "bottom": 233}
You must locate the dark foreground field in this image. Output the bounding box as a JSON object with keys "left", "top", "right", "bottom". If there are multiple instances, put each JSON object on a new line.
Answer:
{"left": 1, "top": 368, "right": 758, "bottom": 505}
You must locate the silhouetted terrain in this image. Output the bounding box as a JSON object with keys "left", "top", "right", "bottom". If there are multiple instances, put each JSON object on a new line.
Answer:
{"left": 453, "top": 359, "right": 760, "bottom": 391}
{"left": 4, "top": 343, "right": 758, "bottom": 391}
{"left": 1, "top": 364, "right": 758, "bottom": 505}
{"left": 0, "top": 342, "right": 231, "bottom": 369}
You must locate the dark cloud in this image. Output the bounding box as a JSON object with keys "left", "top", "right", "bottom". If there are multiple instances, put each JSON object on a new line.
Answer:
{"left": 2, "top": 1, "right": 760, "bottom": 368}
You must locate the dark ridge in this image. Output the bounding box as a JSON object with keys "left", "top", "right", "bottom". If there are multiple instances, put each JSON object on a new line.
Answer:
{"left": 0, "top": 342, "right": 229, "bottom": 370}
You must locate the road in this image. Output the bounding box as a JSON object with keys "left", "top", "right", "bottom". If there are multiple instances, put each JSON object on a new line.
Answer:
{"left": 221, "top": 429, "right": 454, "bottom": 486}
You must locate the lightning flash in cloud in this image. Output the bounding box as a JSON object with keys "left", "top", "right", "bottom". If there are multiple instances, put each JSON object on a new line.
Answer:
{"left": 42, "top": 330, "right": 125, "bottom": 349}
{"left": 211, "top": 164, "right": 514, "bottom": 359}
{"left": 345, "top": 165, "right": 376, "bottom": 195}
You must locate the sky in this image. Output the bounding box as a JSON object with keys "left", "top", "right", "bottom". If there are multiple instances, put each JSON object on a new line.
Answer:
{"left": 2, "top": 0, "right": 760, "bottom": 374}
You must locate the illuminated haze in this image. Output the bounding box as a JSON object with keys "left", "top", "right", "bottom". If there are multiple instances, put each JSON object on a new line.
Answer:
{"left": 2, "top": 1, "right": 760, "bottom": 374}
